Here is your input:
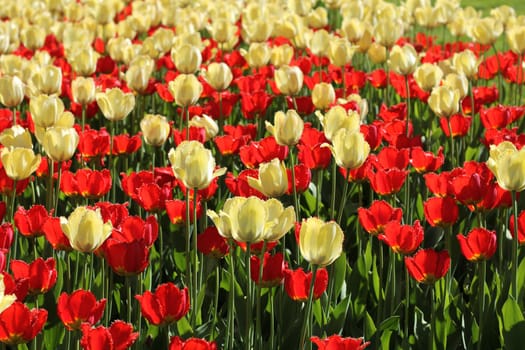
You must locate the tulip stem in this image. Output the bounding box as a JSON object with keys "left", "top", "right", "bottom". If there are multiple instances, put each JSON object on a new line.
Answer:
{"left": 255, "top": 241, "right": 267, "bottom": 350}
{"left": 290, "top": 150, "right": 300, "bottom": 222}
{"left": 191, "top": 189, "right": 199, "bottom": 331}
{"left": 81, "top": 104, "right": 86, "bottom": 131}
{"left": 299, "top": 264, "right": 318, "bottom": 350}
{"left": 330, "top": 160, "right": 337, "bottom": 220}
{"left": 269, "top": 288, "right": 275, "bottom": 349}
{"left": 518, "top": 54, "right": 524, "bottom": 107}
{"left": 491, "top": 44, "right": 503, "bottom": 103}
{"left": 185, "top": 107, "right": 190, "bottom": 140}
{"left": 54, "top": 163, "right": 62, "bottom": 215}
{"left": 8, "top": 181, "right": 17, "bottom": 266}
{"left": 292, "top": 96, "right": 298, "bottom": 111}
{"left": 126, "top": 276, "right": 133, "bottom": 323}
{"left": 405, "top": 75, "right": 411, "bottom": 137}
{"left": 46, "top": 158, "right": 54, "bottom": 212}
{"left": 477, "top": 260, "right": 486, "bottom": 350}
{"left": 210, "top": 263, "right": 220, "bottom": 340}
{"left": 403, "top": 265, "right": 411, "bottom": 349}
{"left": 337, "top": 169, "right": 351, "bottom": 225}
{"left": 226, "top": 241, "right": 236, "bottom": 350}
{"left": 447, "top": 118, "right": 456, "bottom": 169}
{"left": 315, "top": 170, "right": 323, "bottom": 217}
{"left": 218, "top": 92, "right": 224, "bottom": 135}
{"left": 184, "top": 189, "right": 192, "bottom": 326}
{"left": 430, "top": 285, "right": 436, "bottom": 350}
{"left": 245, "top": 243, "right": 253, "bottom": 350}
{"left": 511, "top": 191, "right": 519, "bottom": 298}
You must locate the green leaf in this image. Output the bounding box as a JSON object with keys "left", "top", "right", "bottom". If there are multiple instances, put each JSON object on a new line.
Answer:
{"left": 380, "top": 330, "right": 393, "bottom": 350}
{"left": 176, "top": 316, "right": 193, "bottom": 338}
{"left": 379, "top": 315, "right": 400, "bottom": 332}
{"left": 332, "top": 253, "right": 346, "bottom": 298}
{"left": 43, "top": 323, "right": 64, "bottom": 350}
{"left": 364, "top": 311, "right": 377, "bottom": 340}
{"left": 501, "top": 297, "right": 525, "bottom": 350}
{"left": 326, "top": 296, "right": 351, "bottom": 335}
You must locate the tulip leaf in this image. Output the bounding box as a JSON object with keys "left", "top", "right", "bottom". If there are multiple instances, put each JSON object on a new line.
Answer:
{"left": 500, "top": 297, "right": 525, "bottom": 350}
{"left": 379, "top": 315, "right": 400, "bottom": 332}
{"left": 517, "top": 259, "right": 525, "bottom": 299}
{"left": 43, "top": 323, "right": 64, "bottom": 350}
{"left": 326, "top": 295, "right": 351, "bottom": 334}
{"left": 379, "top": 330, "right": 393, "bottom": 350}
{"left": 332, "top": 253, "right": 346, "bottom": 298}
{"left": 176, "top": 316, "right": 193, "bottom": 338}
{"left": 364, "top": 311, "right": 377, "bottom": 340}
{"left": 313, "top": 299, "right": 323, "bottom": 326}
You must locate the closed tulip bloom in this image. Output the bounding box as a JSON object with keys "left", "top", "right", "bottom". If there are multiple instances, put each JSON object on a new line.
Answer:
{"left": 469, "top": 18, "right": 503, "bottom": 45}
{"left": 168, "top": 74, "right": 203, "bottom": 107}
{"left": 317, "top": 105, "right": 360, "bottom": 141}
{"left": 96, "top": 88, "right": 135, "bottom": 122}
{"left": 172, "top": 44, "right": 202, "bottom": 74}
{"left": 271, "top": 44, "right": 294, "bottom": 68}
{"left": 68, "top": 47, "right": 98, "bottom": 76}
{"left": 30, "top": 94, "right": 65, "bottom": 128}
{"left": 21, "top": 25, "right": 46, "bottom": 51}
{"left": 341, "top": 18, "right": 366, "bottom": 43}
{"left": 234, "top": 196, "right": 269, "bottom": 243}
{"left": 374, "top": 19, "right": 404, "bottom": 48}
{"left": 209, "top": 18, "right": 236, "bottom": 44}
{"left": 413, "top": 63, "right": 443, "bottom": 92}
{"left": 443, "top": 73, "right": 469, "bottom": 99}
{"left": 247, "top": 158, "right": 289, "bottom": 198}
{"left": 307, "top": 7, "right": 328, "bottom": 29}
{"left": 405, "top": 249, "right": 450, "bottom": 284}
{"left": 202, "top": 62, "right": 233, "bottom": 91}
{"left": 42, "top": 127, "right": 79, "bottom": 162}
{"left": 275, "top": 65, "right": 304, "bottom": 96}
{"left": 169, "top": 141, "right": 226, "bottom": 190}
{"left": 457, "top": 228, "right": 497, "bottom": 262}
{"left": 1, "top": 147, "right": 41, "bottom": 181}
{"left": 323, "top": 128, "right": 370, "bottom": 170}
{"left": 262, "top": 199, "right": 295, "bottom": 242}
{"left": 452, "top": 50, "right": 479, "bottom": 80}
{"left": 266, "top": 109, "right": 304, "bottom": 146}
{"left": 243, "top": 42, "right": 271, "bottom": 68}
{"left": 207, "top": 196, "right": 246, "bottom": 240}
{"left": 486, "top": 141, "right": 525, "bottom": 192}
{"left": 389, "top": 44, "right": 418, "bottom": 76}
{"left": 244, "top": 18, "right": 273, "bottom": 43}
{"left": 30, "top": 65, "right": 62, "bottom": 95}
{"left": 328, "top": 37, "right": 357, "bottom": 67}
{"left": 72, "top": 77, "right": 96, "bottom": 105}
{"left": 367, "top": 43, "right": 387, "bottom": 64}
{"left": 308, "top": 29, "right": 330, "bottom": 57}
{"left": 299, "top": 217, "right": 344, "bottom": 266}
{"left": 428, "top": 85, "right": 461, "bottom": 117}
{"left": 312, "top": 83, "right": 336, "bottom": 110}
{"left": 139, "top": 114, "right": 171, "bottom": 147}
{"left": 57, "top": 290, "right": 106, "bottom": 331}
{"left": 125, "top": 64, "right": 153, "bottom": 95}
{"left": 189, "top": 114, "right": 218, "bottom": 141}
{"left": 507, "top": 25, "right": 525, "bottom": 55}
{"left": 60, "top": 206, "right": 113, "bottom": 253}
{"left": 135, "top": 283, "right": 189, "bottom": 326}
{"left": 0, "top": 125, "right": 32, "bottom": 149}
{"left": 0, "top": 75, "right": 24, "bottom": 108}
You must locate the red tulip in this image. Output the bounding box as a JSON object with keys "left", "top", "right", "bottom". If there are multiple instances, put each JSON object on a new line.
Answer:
{"left": 42, "top": 217, "right": 72, "bottom": 251}
{"left": 367, "top": 69, "right": 387, "bottom": 88}
{"left": 423, "top": 172, "right": 453, "bottom": 197}
{"left": 378, "top": 102, "right": 407, "bottom": 122}
{"left": 439, "top": 114, "right": 471, "bottom": 138}
{"left": 57, "top": 290, "right": 106, "bottom": 330}
{"left": 135, "top": 282, "right": 190, "bottom": 326}
{"left": 509, "top": 210, "right": 525, "bottom": 245}
{"left": 0, "top": 302, "right": 47, "bottom": 345}
{"left": 0, "top": 163, "right": 29, "bottom": 195}
{"left": 379, "top": 220, "right": 424, "bottom": 255}
{"left": 77, "top": 127, "right": 110, "bottom": 160}
{"left": 358, "top": 200, "right": 403, "bottom": 236}
{"left": 14, "top": 205, "right": 50, "bottom": 238}
{"left": 368, "top": 168, "right": 408, "bottom": 196}
{"left": 10, "top": 258, "right": 57, "bottom": 295}
{"left": 287, "top": 164, "right": 311, "bottom": 195}
{"left": 283, "top": 267, "right": 328, "bottom": 302}
{"left": 224, "top": 169, "right": 266, "bottom": 198}
{"left": 424, "top": 196, "right": 459, "bottom": 228}
{"left": 0, "top": 223, "right": 13, "bottom": 250}
{"left": 197, "top": 226, "right": 229, "bottom": 258}
{"left": 457, "top": 228, "right": 497, "bottom": 262}
{"left": 173, "top": 126, "right": 207, "bottom": 145}
{"left": 474, "top": 182, "right": 512, "bottom": 212}
{"left": 60, "top": 169, "right": 112, "bottom": 199}
{"left": 377, "top": 146, "right": 410, "bottom": 170}
{"left": 2, "top": 272, "right": 28, "bottom": 302}
{"left": 298, "top": 124, "right": 332, "bottom": 170}
{"left": 214, "top": 135, "right": 245, "bottom": 156}
{"left": 165, "top": 199, "right": 202, "bottom": 225}
{"left": 311, "top": 335, "right": 371, "bottom": 350}
{"left": 103, "top": 240, "right": 149, "bottom": 276}
{"left": 240, "top": 90, "right": 273, "bottom": 120}
{"left": 250, "top": 252, "right": 287, "bottom": 287}
{"left": 360, "top": 124, "right": 383, "bottom": 151}
{"left": 410, "top": 147, "right": 444, "bottom": 173}
{"left": 136, "top": 183, "right": 172, "bottom": 212}
{"left": 80, "top": 320, "right": 138, "bottom": 350}
{"left": 239, "top": 137, "right": 288, "bottom": 169}
{"left": 480, "top": 105, "right": 513, "bottom": 129}
{"left": 169, "top": 336, "right": 217, "bottom": 350}
{"left": 112, "top": 134, "right": 141, "bottom": 155}
{"left": 405, "top": 249, "right": 450, "bottom": 284}
{"left": 94, "top": 202, "right": 129, "bottom": 228}
{"left": 112, "top": 215, "right": 158, "bottom": 248}
{"left": 449, "top": 173, "right": 487, "bottom": 206}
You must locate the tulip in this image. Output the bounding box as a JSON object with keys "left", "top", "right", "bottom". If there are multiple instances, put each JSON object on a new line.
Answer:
{"left": 299, "top": 217, "right": 344, "bottom": 266}
{"left": 486, "top": 141, "right": 525, "bottom": 192}
{"left": 341, "top": 18, "right": 366, "bottom": 43}
{"left": 311, "top": 335, "right": 371, "bottom": 350}
{"left": 507, "top": 25, "right": 525, "bottom": 55}
{"left": 457, "top": 228, "right": 497, "bottom": 262}
{"left": 207, "top": 196, "right": 246, "bottom": 240}
{"left": 250, "top": 252, "right": 287, "bottom": 287}
{"left": 274, "top": 65, "right": 304, "bottom": 96}
{"left": 172, "top": 44, "right": 202, "bottom": 74}
{"left": 247, "top": 158, "right": 289, "bottom": 198}
{"left": 0, "top": 75, "right": 24, "bottom": 108}
{"left": 316, "top": 105, "right": 360, "bottom": 141}
{"left": 125, "top": 62, "right": 153, "bottom": 95}
{"left": 209, "top": 18, "right": 236, "bottom": 44}
{"left": 270, "top": 44, "right": 294, "bottom": 68}
{"left": 168, "top": 74, "right": 203, "bottom": 107}
{"left": 308, "top": 29, "right": 330, "bottom": 57}
{"left": 140, "top": 114, "right": 171, "bottom": 146}
{"left": 10, "top": 257, "right": 57, "bottom": 295}
{"left": 452, "top": 50, "right": 479, "bottom": 80}
{"left": 358, "top": 200, "right": 403, "bottom": 236}
{"left": 42, "top": 127, "right": 79, "bottom": 162}
{"left": 189, "top": 114, "right": 219, "bottom": 141}
{"left": 197, "top": 227, "right": 229, "bottom": 258}
{"left": 96, "top": 88, "right": 135, "bottom": 122}
{"left": 311, "top": 83, "right": 336, "bottom": 110}
{"left": 328, "top": 37, "right": 357, "bottom": 68}
{"left": 0, "top": 275, "right": 15, "bottom": 314}
{"left": 0, "top": 125, "right": 32, "bottom": 149}
{"left": 169, "top": 337, "right": 217, "bottom": 350}
{"left": 14, "top": 205, "right": 49, "bottom": 237}
{"left": 261, "top": 198, "right": 295, "bottom": 242}
{"left": 243, "top": 18, "right": 273, "bottom": 43}
{"left": 21, "top": 25, "right": 45, "bottom": 51}
{"left": 202, "top": 62, "right": 233, "bottom": 91}
{"left": 379, "top": 220, "right": 424, "bottom": 255}
{"left": 135, "top": 283, "right": 190, "bottom": 326}
{"left": 367, "top": 42, "right": 387, "bottom": 64}
{"left": 266, "top": 109, "right": 304, "bottom": 146}
{"left": 0, "top": 302, "right": 47, "bottom": 345}
{"left": 57, "top": 290, "right": 106, "bottom": 331}
{"left": 405, "top": 249, "right": 450, "bottom": 284}
{"left": 283, "top": 267, "right": 328, "bottom": 301}
{"left": 68, "top": 46, "right": 98, "bottom": 76}
{"left": 80, "top": 321, "right": 138, "bottom": 350}
{"left": 443, "top": 73, "right": 469, "bottom": 99}
{"left": 72, "top": 77, "right": 96, "bottom": 106}
{"left": 243, "top": 42, "right": 271, "bottom": 68}
{"left": 30, "top": 65, "right": 62, "bottom": 96}
{"left": 168, "top": 141, "right": 226, "bottom": 190}
{"left": 469, "top": 17, "right": 503, "bottom": 45}
{"left": 428, "top": 85, "right": 461, "bottom": 117}
{"left": 323, "top": 128, "right": 370, "bottom": 171}
{"left": 389, "top": 44, "right": 418, "bottom": 76}
{"left": 60, "top": 206, "right": 113, "bottom": 253}
{"left": 29, "top": 94, "right": 65, "bottom": 128}
{"left": 424, "top": 196, "right": 459, "bottom": 228}
{"left": 374, "top": 19, "right": 404, "bottom": 48}
{"left": 1, "top": 147, "right": 41, "bottom": 181}
{"left": 413, "top": 63, "right": 443, "bottom": 92}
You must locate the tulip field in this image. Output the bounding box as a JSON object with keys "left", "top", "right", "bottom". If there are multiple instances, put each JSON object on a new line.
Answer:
{"left": 2, "top": 0, "right": 525, "bottom": 349}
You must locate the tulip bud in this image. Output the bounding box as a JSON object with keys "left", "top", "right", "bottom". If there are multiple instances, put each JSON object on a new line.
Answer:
{"left": 172, "top": 44, "right": 202, "bottom": 74}
{"left": 266, "top": 109, "right": 304, "bottom": 146}
{"left": 270, "top": 44, "right": 294, "bottom": 68}
{"left": 242, "top": 42, "right": 271, "bottom": 68}
{"left": 140, "top": 114, "right": 171, "bottom": 146}
{"left": 317, "top": 105, "right": 360, "bottom": 141}
{"left": 323, "top": 128, "right": 370, "bottom": 170}
{"left": 415, "top": 6, "right": 438, "bottom": 28}
{"left": 96, "top": 88, "right": 135, "bottom": 122}
{"left": 125, "top": 62, "right": 153, "bottom": 95}
{"left": 248, "top": 158, "right": 289, "bottom": 198}
{"left": 413, "top": 63, "right": 444, "bottom": 92}
{"left": 375, "top": 19, "right": 404, "bottom": 48}
{"left": 234, "top": 196, "right": 268, "bottom": 243}
{"left": 0, "top": 125, "right": 32, "bottom": 149}
{"left": 306, "top": 7, "right": 328, "bottom": 29}
{"left": 30, "top": 65, "right": 62, "bottom": 95}
{"left": 367, "top": 43, "right": 387, "bottom": 64}
{"left": 21, "top": 25, "right": 45, "bottom": 51}
{"left": 107, "top": 37, "right": 133, "bottom": 64}
{"left": 389, "top": 44, "right": 418, "bottom": 76}
{"left": 452, "top": 50, "right": 479, "bottom": 80}
{"left": 244, "top": 19, "right": 273, "bottom": 43}
{"left": 274, "top": 65, "right": 304, "bottom": 96}
{"left": 42, "top": 127, "right": 79, "bottom": 162}
{"left": 308, "top": 29, "right": 330, "bottom": 57}
{"left": 189, "top": 115, "right": 218, "bottom": 141}
{"left": 30, "top": 94, "right": 65, "bottom": 128}
{"left": 72, "top": 77, "right": 96, "bottom": 106}
{"left": 209, "top": 18, "right": 236, "bottom": 44}
{"left": 168, "top": 141, "right": 226, "bottom": 190}
{"left": 443, "top": 73, "right": 469, "bottom": 99}
{"left": 507, "top": 25, "right": 525, "bottom": 55}
{"left": 299, "top": 217, "right": 344, "bottom": 266}
{"left": 0, "top": 75, "right": 24, "bottom": 108}
{"left": 1, "top": 147, "right": 41, "bottom": 181}
{"left": 312, "top": 83, "right": 336, "bottom": 110}
{"left": 428, "top": 85, "right": 461, "bottom": 117}
{"left": 341, "top": 18, "right": 365, "bottom": 43}
{"left": 168, "top": 74, "right": 203, "bottom": 107}
{"left": 487, "top": 141, "right": 525, "bottom": 192}
{"left": 469, "top": 18, "right": 503, "bottom": 45}
{"left": 328, "top": 37, "right": 357, "bottom": 67}
{"left": 68, "top": 47, "right": 98, "bottom": 76}
{"left": 202, "top": 62, "right": 233, "bottom": 91}
{"left": 60, "top": 206, "right": 113, "bottom": 253}
{"left": 288, "top": 0, "right": 311, "bottom": 16}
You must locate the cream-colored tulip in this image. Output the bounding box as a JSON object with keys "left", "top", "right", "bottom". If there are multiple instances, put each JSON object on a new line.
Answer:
{"left": 248, "top": 158, "right": 289, "bottom": 198}
{"left": 328, "top": 37, "right": 357, "bottom": 68}
{"left": 107, "top": 37, "right": 133, "bottom": 64}
{"left": 0, "top": 75, "right": 24, "bottom": 108}
{"left": 443, "top": 73, "right": 469, "bottom": 99}
{"left": 30, "top": 65, "right": 62, "bottom": 95}
{"left": 244, "top": 18, "right": 273, "bottom": 43}
{"left": 452, "top": 50, "right": 479, "bottom": 80}
{"left": 189, "top": 114, "right": 218, "bottom": 141}
{"left": 242, "top": 42, "right": 271, "bottom": 68}
{"left": 375, "top": 19, "right": 404, "bottom": 48}
{"left": 306, "top": 7, "right": 328, "bottom": 29}
{"left": 487, "top": 141, "right": 525, "bottom": 192}
{"left": 0, "top": 125, "right": 32, "bottom": 148}
{"left": 42, "top": 127, "right": 79, "bottom": 162}
{"left": 68, "top": 47, "right": 98, "bottom": 76}
{"left": 341, "top": 19, "right": 365, "bottom": 43}
{"left": 72, "top": 77, "right": 96, "bottom": 106}
{"left": 125, "top": 63, "right": 153, "bottom": 95}
{"left": 507, "top": 25, "right": 525, "bottom": 55}
{"left": 262, "top": 199, "right": 295, "bottom": 242}
{"left": 1, "top": 147, "right": 41, "bottom": 181}
{"left": 168, "top": 141, "right": 226, "bottom": 190}
{"left": 233, "top": 196, "right": 269, "bottom": 243}
{"left": 140, "top": 114, "right": 171, "bottom": 146}
{"left": 323, "top": 128, "right": 370, "bottom": 170}
{"left": 0, "top": 275, "right": 15, "bottom": 314}
{"left": 202, "top": 62, "right": 233, "bottom": 91}
{"left": 209, "top": 18, "right": 236, "bottom": 44}
{"left": 413, "top": 63, "right": 444, "bottom": 92}
{"left": 428, "top": 85, "right": 461, "bottom": 117}
{"left": 312, "top": 83, "right": 336, "bottom": 110}
{"left": 60, "top": 206, "right": 113, "bottom": 253}
{"left": 316, "top": 105, "right": 360, "bottom": 141}
{"left": 288, "top": 0, "right": 311, "bottom": 16}
{"left": 30, "top": 94, "right": 65, "bottom": 128}
{"left": 389, "top": 44, "right": 418, "bottom": 76}
{"left": 270, "top": 44, "right": 294, "bottom": 68}
{"left": 168, "top": 74, "right": 203, "bottom": 107}
{"left": 172, "top": 44, "right": 202, "bottom": 74}
{"left": 207, "top": 196, "right": 245, "bottom": 240}
{"left": 96, "top": 88, "right": 135, "bottom": 122}
{"left": 266, "top": 109, "right": 304, "bottom": 147}
{"left": 299, "top": 217, "right": 344, "bottom": 266}
{"left": 308, "top": 29, "right": 330, "bottom": 57}
{"left": 414, "top": 6, "right": 438, "bottom": 28}
{"left": 274, "top": 65, "right": 304, "bottom": 96}
{"left": 367, "top": 43, "right": 387, "bottom": 64}
{"left": 21, "top": 25, "right": 45, "bottom": 51}
{"left": 469, "top": 18, "right": 503, "bottom": 45}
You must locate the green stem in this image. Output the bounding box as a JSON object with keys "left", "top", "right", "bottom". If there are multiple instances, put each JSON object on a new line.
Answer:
{"left": 517, "top": 54, "right": 523, "bottom": 107}
{"left": 292, "top": 96, "right": 298, "bottom": 111}
{"left": 511, "top": 191, "right": 519, "bottom": 298}
{"left": 81, "top": 104, "right": 86, "bottom": 131}
{"left": 299, "top": 265, "right": 318, "bottom": 350}
{"left": 336, "top": 169, "right": 351, "bottom": 225}
{"left": 405, "top": 75, "right": 411, "bottom": 136}
{"left": 448, "top": 118, "right": 456, "bottom": 169}
{"left": 211, "top": 263, "right": 220, "bottom": 339}
{"left": 477, "top": 260, "right": 486, "bottom": 350}
{"left": 290, "top": 150, "right": 300, "bottom": 222}
{"left": 377, "top": 241, "right": 384, "bottom": 321}
{"left": 54, "top": 163, "right": 62, "bottom": 216}
{"left": 430, "top": 286, "right": 436, "bottom": 350}
{"left": 191, "top": 189, "right": 199, "bottom": 331}
{"left": 185, "top": 107, "right": 190, "bottom": 140}
{"left": 330, "top": 160, "right": 337, "bottom": 220}
{"left": 269, "top": 289, "right": 275, "bottom": 349}
{"left": 255, "top": 241, "right": 267, "bottom": 350}
{"left": 126, "top": 276, "right": 133, "bottom": 323}
{"left": 218, "top": 92, "right": 224, "bottom": 135}
{"left": 226, "top": 242, "right": 236, "bottom": 350}
{"left": 8, "top": 181, "right": 17, "bottom": 267}
{"left": 492, "top": 44, "right": 503, "bottom": 103}
{"left": 315, "top": 170, "right": 323, "bottom": 218}
{"left": 245, "top": 243, "right": 253, "bottom": 350}
{"left": 403, "top": 265, "right": 411, "bottom": 349}
{"left": 185, "top": 188, "right": 192, "bottom": 291}
{"left": 46, "top": 158, "right": 54, "bottom": 212}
